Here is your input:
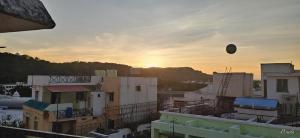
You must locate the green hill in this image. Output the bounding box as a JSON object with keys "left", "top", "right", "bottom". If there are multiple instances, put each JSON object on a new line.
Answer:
{"left": 0, "top": 52, "right": 212, "bottom": 91}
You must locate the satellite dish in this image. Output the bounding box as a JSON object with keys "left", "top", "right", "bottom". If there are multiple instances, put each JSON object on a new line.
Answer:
{"left": 226, "top": 44, "right": 237, "bottom": 54}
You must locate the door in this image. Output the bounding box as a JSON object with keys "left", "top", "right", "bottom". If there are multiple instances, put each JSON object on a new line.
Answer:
{"left": 264, "top": 80, "right": 268, "bottom": 98}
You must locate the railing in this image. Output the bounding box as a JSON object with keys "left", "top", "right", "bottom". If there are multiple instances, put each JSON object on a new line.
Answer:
{"left": 152, "top": 111, "right": 300, "bottom": 138}
{"left": 54, "top": 108, "right": 93, "bottom": 120}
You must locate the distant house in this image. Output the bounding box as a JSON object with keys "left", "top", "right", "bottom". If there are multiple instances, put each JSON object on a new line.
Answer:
{"left": 261, "top": 63, "right": 300, "bottom": 115}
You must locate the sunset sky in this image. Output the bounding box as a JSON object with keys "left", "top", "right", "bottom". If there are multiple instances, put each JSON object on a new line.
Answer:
{"left": 1, "top": 0, "right": 300, "bottom": 79}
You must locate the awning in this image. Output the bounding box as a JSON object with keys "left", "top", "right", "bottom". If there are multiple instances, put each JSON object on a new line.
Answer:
{"left": 46, "top": 85, "right": 90, "bottom": 93}
{"left": 0, "top": 0, "right": 55, "bottom": 33}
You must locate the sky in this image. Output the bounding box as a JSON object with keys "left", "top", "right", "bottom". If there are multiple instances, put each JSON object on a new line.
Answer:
{"left": 1, "top": 0, "right": 300, "bottom": 79}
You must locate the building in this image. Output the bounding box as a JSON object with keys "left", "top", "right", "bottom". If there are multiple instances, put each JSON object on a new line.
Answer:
{"left": 23, "top": 71, "right": 157, "bottom": 135}
{"left": 24, "top": 75, "right": 104, "bottom": 135}
{"left": 261, "top": 63, "right": 300, "bottom": 115}
{"left": 151, "top": 111, "right": 300, "bottom": 138}
{"left": 104, "top": 76, "right": 158, "bottom": 129}
{"left": 0, "top": 82, "right": 29, "bottom": 94}
{"left": 212, "top": 72, "right": 253, "bottom": 98}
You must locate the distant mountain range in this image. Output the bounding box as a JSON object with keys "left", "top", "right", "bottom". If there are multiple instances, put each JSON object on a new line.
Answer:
{"left": 0, "top": 52, "right": 212, "bottom": 91}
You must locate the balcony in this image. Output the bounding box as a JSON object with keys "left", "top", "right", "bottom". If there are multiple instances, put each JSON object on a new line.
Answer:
{"left": 44, "top": 103, "right": 93, "bottom": 121}
{"left": 53, "top": 108, "right": 93, "bottom": 121}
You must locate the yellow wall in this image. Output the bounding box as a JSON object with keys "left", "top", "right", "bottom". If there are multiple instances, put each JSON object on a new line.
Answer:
{"left": 23, "top": 106, "right": 52, "bottom": 132}
{"left": 42, "top": 89, "right": 51, "bottom": 103}
{"left": 102, "top": 77, "right": 121, "bottom": 128}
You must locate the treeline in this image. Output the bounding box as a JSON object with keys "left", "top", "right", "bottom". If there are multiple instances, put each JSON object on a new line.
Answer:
{"left": 0, "top": 52, "right": 211, "bottom": 91}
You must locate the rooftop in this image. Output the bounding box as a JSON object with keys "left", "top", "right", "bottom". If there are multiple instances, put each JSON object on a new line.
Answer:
{"left": 234, "top": 97, "right": 278, "bottom": 110}
{"left": 24, "top": 100, "right": 49, "bottom": 111}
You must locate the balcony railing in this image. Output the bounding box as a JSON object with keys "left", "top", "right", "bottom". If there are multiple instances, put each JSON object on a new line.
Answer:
{"left": 54, "top": 108, "right": 93, "bottom": 120}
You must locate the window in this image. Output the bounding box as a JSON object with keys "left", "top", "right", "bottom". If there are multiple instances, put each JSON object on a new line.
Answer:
{"left": 51, "top": 93, "right": 60, "bottom": 104}
{"left": 109, "top": 93, "right": 114, "bottom": 102}
{"left": 135, "top": 85, "right": 141, "bottom": 92}
{"left": 25, "top": 117, "right": 29, "bottom": 128}
{"left": 277, "top": 79, "right": 288, "bottom": 92}
{"left": 76, "top": 92, "right": 84, "bottom": 101}
{"left": 34, "top": 121, "right": 38, "bottom": 130}
{"left": 35, "top": 91, "right": 39, "bottom": 101}
{"left": 108, "top": 119, "right": 115, "bottom": 129}
{"left": 98, "top": 94, "right": 101, "bottom": 97}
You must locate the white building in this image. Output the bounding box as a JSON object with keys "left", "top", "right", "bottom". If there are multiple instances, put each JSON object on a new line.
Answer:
{"left": 212, "top": 72, "right": 253, "bottom": 97}
{"left": 0, "top": 82, "right": 28, "bottom": 94}
{"left": 119, "top": 77, "right": 157, "bottom": 105}
{"left": 261, "top": 63, "right": 300, "bottom": 103}
{"left": 261, "top": 63, "right": 300, "bottom": 115}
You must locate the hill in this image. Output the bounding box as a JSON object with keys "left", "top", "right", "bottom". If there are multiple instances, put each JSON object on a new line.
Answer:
{"left": 0, "top": 52, "right": 212, "bottom": 90}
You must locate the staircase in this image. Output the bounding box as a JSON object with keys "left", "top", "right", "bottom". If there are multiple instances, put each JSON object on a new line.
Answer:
{"left": 217, "top": 67, "right": 232, "bottom": 96}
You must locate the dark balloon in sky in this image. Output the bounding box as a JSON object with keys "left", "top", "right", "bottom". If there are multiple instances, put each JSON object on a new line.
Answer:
{"left": 226, "top": 44, "right": 237, "bottom": 54}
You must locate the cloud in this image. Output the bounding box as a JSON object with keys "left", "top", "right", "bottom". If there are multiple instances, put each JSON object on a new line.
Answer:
{"left": 3, "top": 0, "right": 300, "bottom": 78}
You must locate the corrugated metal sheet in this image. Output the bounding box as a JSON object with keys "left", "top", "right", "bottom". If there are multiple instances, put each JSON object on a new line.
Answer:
{"left": 24, "top": 100, "right": 49, "bottom": 111}
{"left": 234, "top": 97, "right": 278, "bottom": 110}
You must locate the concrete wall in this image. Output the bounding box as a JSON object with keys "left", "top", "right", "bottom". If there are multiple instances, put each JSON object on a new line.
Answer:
{"left": 31, "top": 85, "right": 44, "bottom": 101}
{"left": 266, "top": 76, "right": 299, "bottom": 103}
{"left": 23, "top": 106, "right": 51, "bottom": 132}
{"left": 90, "top": 92, "right": 106, "bottom": 116}
{"left": 152, "top": 111, "right": 300, "bottom": 138}
{"left": 261, "top": 63, "right": 300, "bottom": 103}
{"left": 102, "top": 77, "right": 120, "bottom": 107}
{"left": 212, "top": 73, "right": 253, "bottom": 97}
{"left": 119, "top": 77, "right": 157, "bottom": 105}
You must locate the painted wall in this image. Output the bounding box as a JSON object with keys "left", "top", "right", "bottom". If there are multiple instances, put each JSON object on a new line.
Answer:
{"left": 23, "top": 106, "right": 51, "bottom": 132}
{"left": 119, "top": 77, "right": 157, "bottom": 105}
{"left": 266, "top": 76, "right": 299, "bottom": 103}
{"left": 31, "top": 85, "right": 44, "bottom": 101}
{"left": 90, "top": 92, "right": 106, "bottom": 116}
{"left": 261, "top": 63, "right": 295, "bottom": 97}
{"left": 212, "top": 73, "right": 253, "bottom": 97}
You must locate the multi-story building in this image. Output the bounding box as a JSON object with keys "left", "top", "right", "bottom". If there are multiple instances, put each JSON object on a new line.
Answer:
{"left": 104, "top": 76, "right": 158, "bottom": 129}
{"left": 23, "top": 70, "right": 157, "bottom": 135}
{"left": 24, "top": 75, "right": 104, "bottom": 135}
{"left": 261, "top": 63, "right": 300, "bottom": 115}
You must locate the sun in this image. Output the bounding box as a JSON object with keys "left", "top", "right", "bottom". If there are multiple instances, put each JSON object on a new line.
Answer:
{"left": 142, "top": 57, "right": 163, "bottom": 68}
